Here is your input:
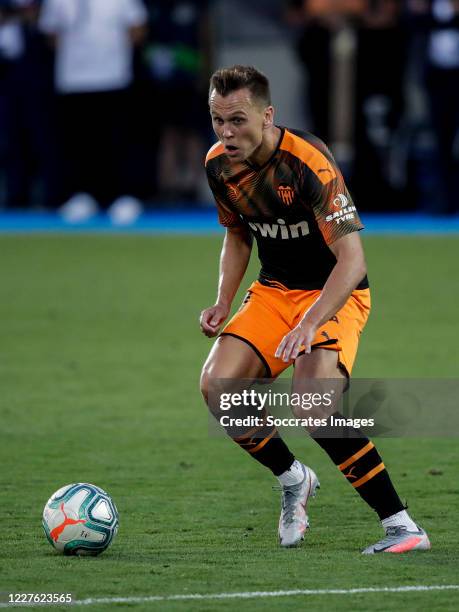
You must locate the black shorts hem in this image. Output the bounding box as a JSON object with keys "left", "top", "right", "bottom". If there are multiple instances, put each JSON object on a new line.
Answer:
{"left": 296, "top": 339, "right": 350, "bottom": 383}
{"left": 220, "top": 333, "right": 272, "bottom": 378}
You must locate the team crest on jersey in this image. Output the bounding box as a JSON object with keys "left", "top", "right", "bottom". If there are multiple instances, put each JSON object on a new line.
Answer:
{"left": 277, "top": 184, "right": 295, "bottom": 206}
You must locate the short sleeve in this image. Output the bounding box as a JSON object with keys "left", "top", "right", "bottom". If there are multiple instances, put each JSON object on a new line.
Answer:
{"left": 309, "top": 163, "right": 363, "bottom": 246}
{"left": 206, "top": 166, "right": 244, "bottom": 229}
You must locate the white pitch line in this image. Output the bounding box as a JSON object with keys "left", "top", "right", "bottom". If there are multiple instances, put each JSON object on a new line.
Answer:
{"left": 1, "top": 585, "right": 459, "bottom": 608}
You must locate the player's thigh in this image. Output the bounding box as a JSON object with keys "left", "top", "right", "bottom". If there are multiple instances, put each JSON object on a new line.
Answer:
{"left": 291, "top": 349, "right": 346, "bottom": 425}
{"left": 200, "top": 335, "right": 266, "bottom": 404}
{"left": 294, "top": 347, "right": 344, "bottom": 380}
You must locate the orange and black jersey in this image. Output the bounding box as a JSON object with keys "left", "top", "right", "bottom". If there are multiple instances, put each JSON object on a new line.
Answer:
{"left": 205, "top": 127, "right": 369, "bottom": 290}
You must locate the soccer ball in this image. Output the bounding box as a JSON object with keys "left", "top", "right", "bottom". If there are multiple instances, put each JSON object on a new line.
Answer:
{"left": 42, "top": 483, "right": 119, "bottom": 556}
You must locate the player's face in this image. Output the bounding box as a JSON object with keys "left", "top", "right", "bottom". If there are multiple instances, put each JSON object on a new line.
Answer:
{"left": 209, "top": 88, "right": 273, "bottom": 163}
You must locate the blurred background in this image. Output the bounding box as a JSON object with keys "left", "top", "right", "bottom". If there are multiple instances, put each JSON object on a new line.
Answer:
{"left": 0, "top": 0, "right": 458, "bottom": 225}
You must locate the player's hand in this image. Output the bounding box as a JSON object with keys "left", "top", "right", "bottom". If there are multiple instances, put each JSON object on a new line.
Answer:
{"left": 275, "top": 320, "right": 317, "bottom": 362}
{"left": 199, "top": 303, "right": 230, "bottom": 338}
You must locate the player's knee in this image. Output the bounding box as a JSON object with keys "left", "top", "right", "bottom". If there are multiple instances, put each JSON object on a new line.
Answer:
{"left": 200, "top": 366, "right": 211, "bottom": 406}
{"left": 200, "top": 364, "right": 228, "bottom": 415}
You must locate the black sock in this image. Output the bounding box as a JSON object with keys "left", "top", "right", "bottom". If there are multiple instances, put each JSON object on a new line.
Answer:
{"left": 233, "top": 423, "right": 295, "bottom": 475}
{"left": 312, "top": 415, "right": 405, "bottom": 519}
{"left": 216, "top": 405, "right": 294, "bottom": 476}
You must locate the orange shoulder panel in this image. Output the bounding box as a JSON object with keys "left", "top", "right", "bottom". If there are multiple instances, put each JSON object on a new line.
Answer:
{"left": 280, "top": 130, "right": 336, "bottom": 185}
{"left": 205, "top": 142, "right": 225, "bottom": 165}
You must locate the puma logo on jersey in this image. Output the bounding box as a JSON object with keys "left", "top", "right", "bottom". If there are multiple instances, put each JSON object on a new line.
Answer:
{"left": 248, "top": 218, "right": 310, "bottom": 239}
{"left": 227, "top": 184, "right": 239, "bottom": 199}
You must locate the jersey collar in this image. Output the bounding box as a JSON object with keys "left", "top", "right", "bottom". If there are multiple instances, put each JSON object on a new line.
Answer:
{"left": 245, "top": 126, "right": 285, "bottom": 171}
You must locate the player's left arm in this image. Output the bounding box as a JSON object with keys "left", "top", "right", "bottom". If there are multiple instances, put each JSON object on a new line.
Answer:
{"left": 275, "top": 231, "right": 367, "bottom": 362}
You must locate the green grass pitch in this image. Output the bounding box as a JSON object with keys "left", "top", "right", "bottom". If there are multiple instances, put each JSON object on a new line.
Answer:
{"left": 0, "top": 234, "right": 458, "bottom": 611}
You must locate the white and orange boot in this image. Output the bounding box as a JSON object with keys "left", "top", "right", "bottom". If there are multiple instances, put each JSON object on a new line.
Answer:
{"left": 362, "top": 525, "right": 431, "bottom": 554}
{"left": 278, "top": 463, "right": 320, "bottom": 548}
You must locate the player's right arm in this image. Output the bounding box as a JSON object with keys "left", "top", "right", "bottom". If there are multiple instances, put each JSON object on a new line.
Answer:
{"left": 200, "top": 226, "right": 252, "bottom": 338}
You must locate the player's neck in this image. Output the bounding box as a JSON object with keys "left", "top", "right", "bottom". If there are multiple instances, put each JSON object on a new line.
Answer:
{"left": 248, "top": 126, "right": 281, "bottom": 167}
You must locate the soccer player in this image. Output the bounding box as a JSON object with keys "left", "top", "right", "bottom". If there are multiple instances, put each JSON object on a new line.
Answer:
{"left": 200, "top": 65, "right": 430, "bottom": 554}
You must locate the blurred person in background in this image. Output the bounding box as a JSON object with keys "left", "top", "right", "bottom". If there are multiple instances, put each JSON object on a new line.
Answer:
{"left": 142, "top": 0, "right": 210, "bottom": 203}
{"left": 39, "top": 0, "right": 148, "bottom": 224}
{"left": 0, "top": 0, "right": 58, "bottom": 210}
{"left": 287, "top": 0, "right": 407, "bottom": 211}
{"left": 287, "top": 0, "right": 365, "bottom": 144}
{"left": 353, "top": 0, "right": 406, "bottom": 211}
{"left": 407, "top": 0, "right": 459, "bottom": 214}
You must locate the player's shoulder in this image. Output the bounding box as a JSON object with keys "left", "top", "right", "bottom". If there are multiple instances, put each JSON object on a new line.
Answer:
{"left": 280, "top": 128, "right": 337, "bottom": 185}
{"left": 205, "top": 141, "right": 225, "bottom": 168}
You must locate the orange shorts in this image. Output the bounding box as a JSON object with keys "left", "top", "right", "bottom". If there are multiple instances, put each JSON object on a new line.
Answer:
{"left": 222, "top": 281, "right": 371, "bottom": 378}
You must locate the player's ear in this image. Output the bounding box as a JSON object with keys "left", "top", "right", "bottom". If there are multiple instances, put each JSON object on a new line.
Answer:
{"left": 263, "top": 106, "right": 274, "bottom": 129}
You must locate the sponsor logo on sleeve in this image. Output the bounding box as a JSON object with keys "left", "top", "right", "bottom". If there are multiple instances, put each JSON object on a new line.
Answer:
{"left": 333, "top": 193, "right": 349, "bottom": 208}
{"left": 326, "top": 194, "right": 356, "bottom": 224}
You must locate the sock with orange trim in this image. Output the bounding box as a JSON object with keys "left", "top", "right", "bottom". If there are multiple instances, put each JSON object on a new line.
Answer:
{"left": 223, "top": 409, "right": 295, "bottom": 476}
{"left": 311, "top": 415, "right": 405, "bottom": 520}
